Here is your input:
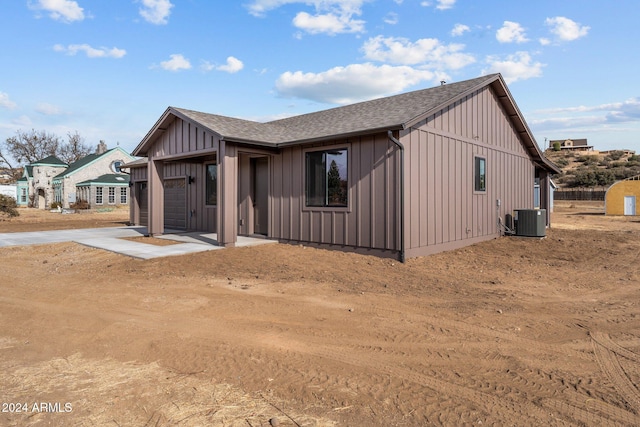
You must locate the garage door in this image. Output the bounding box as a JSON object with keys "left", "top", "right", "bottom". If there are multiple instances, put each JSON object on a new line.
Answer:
{"left": 164, "top": 178, "right": 187, "bottom": 229}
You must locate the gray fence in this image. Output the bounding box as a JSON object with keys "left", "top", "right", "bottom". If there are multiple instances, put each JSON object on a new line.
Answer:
{"left": 554, "top": 189, "right": 606, "bottom": 201}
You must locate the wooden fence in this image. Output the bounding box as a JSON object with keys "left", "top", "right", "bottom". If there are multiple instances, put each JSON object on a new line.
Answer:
{"left": 554, "top": 189, "right": 606, "bottom": 201}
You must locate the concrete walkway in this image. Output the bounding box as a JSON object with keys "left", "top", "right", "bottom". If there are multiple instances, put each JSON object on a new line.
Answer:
{"left": 0, "top": 227, "right": 276, "bottom": 260}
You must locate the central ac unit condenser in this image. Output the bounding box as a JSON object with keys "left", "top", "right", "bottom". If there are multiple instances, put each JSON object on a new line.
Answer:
{"left": 514, "top": 209, "right": 546, "bottom": 237}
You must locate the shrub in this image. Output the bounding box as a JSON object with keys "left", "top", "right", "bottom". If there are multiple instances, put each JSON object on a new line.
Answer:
{"left": 0, "top": 195, "right": 19, "bottom": 217}
{"left": 554, "top": 158, "right": 569, "bottom": 167}
{"left": 50, "top": 201, "right": 62, "bottom": 209}
{"left": 607, "top": 150, "right": 625, "bottom": 161}
{"left": 553, "top": 142, "right": 561, "bottom": 151}
{"left": 70, "top": 199, "right": 90, "bottom": 210}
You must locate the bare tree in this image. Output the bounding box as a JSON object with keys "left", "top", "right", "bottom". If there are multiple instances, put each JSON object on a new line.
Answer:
{"left": 58, "top": 131, "right": 92, "bottom": 164}
{"left": 3, "top": 129, "right": 61, "bottom": 165}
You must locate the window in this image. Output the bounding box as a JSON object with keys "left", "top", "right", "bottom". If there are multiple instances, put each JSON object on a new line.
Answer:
{"left": 305, "top": 148, "right": 348, "bottom": 207}
{"left": 108, "top": 187, "right": 115, "bottom": 204}
{"left": 111, "top": 160, "right": 123, "bottom": 173}
{"left": 206, "top": 164, "right": 217, "bottom": 206}
{"left": 474, "top": 156, "right": 486, "bottom": 192}
{"left": 120, "top": 187, "right": 127, "bottom": 204}
{"left": 96, "top": 187, "right": 103, "bottom": 204}
{"left": 20, "top": 188, "right": 27, "bottom": 203}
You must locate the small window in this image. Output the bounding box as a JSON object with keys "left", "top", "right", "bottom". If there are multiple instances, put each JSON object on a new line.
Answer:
{"left": 474, "top": 156, "right": 486, "bottom": 192}
{"left": 120, "top": 187, "right": 127, "bottom": 204}
{"left": 305, "top": 148, "right": 348, "bottom": 207}
{"left": 111, "top": 160, "right": 123, "bottom": 173}
{"left": 96, "top": 187, "right": 103, "bottom": 204}
{"left": 108, "top": 187, "right": 115, "bottom": 204}
{"left": 20, "top": 188, "right": 27, "bottom": 203}
{"left": 206, "top": 164, "right": 217, "bottom": 206}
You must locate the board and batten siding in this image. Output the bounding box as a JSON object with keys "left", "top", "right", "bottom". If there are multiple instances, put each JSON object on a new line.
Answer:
{"left": 144, "top": 116, "right": 219, "bottom": 233}
{"left": 403, "top": 85, "right": 535, "bottom": 258}
{"left": 271, "top": 133, "right": 399, "bottom": 256}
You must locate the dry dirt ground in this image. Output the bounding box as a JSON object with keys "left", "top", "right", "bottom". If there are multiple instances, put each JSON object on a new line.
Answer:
{"left": 0, "top": 203, "right": 639, "bottom": 426}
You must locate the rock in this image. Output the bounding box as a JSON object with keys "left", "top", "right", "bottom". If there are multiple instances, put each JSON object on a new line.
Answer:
{"left": 497, "top": 309, "right": 503, "bottom": 314}
{"left": 269, "top": 417, "right": 280, "bottom": 426}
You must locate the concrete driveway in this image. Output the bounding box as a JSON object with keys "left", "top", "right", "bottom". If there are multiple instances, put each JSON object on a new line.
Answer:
{"left": 0, "top": 226, "right": 276, "bottom": 259}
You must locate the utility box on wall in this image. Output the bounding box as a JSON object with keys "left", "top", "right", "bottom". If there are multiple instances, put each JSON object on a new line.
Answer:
{"left": 514, "top": 209, "right": 546, "bottom": 237}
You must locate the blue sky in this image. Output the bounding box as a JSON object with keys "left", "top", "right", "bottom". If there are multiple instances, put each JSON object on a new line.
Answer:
{"left": 1, "top": 0, "right": 639, "bottom": 162}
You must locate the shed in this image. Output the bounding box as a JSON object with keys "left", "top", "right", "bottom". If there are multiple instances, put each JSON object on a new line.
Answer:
{"left": 605, "top": 175, "right": 640, "bottom": 215}
{"left": 128, "top": 73, "right": 560, "bottom": 260}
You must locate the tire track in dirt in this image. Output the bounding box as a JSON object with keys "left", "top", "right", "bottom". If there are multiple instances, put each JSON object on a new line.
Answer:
{"left": 591, "top": 332, "right": 640, "bottom": 415}
{"left": 591, "top": 331, "right": 640, "bottom": 363}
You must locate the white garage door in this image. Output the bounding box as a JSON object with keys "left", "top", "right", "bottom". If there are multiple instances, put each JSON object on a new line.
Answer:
{"left": 164, "top": 178, "right": 187, "bottom": 229}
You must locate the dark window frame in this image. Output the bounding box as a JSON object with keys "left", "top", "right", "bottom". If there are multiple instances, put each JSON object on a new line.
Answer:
{"left": 304, "top": 146, "right": 349, "bottom": 210}
{"left": 474, "top": 156, "right": 487, "bottom": 193}
{"left": 205, "top": 163, "right": 217, "bottom": 206}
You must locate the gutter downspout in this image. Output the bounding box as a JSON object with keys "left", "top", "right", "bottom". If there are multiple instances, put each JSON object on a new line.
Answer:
{"left": 388, "top": 130, "right": 405, "bottom": 263}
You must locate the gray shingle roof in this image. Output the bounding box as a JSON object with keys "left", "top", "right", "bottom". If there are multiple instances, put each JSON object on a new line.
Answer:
{"left": 171, "top": 74, "right": 497, "bottom": 145}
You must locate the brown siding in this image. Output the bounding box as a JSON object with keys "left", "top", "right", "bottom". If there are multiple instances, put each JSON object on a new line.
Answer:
{"left": 404, "top": 86, "right": 535, "bottom": 258}
{"left": 272, "top": 133, "right": 399, "bottom": 255}
{"left": 160, "top": 160, "right": 215, "bottom": 232}
{"left": 150, "top": 117, "right": 219, "bottom": 160}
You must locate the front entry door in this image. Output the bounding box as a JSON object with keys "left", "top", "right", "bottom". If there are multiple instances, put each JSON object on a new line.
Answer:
{"left": 252, "top": 157, "right": 268, "bottom": 235}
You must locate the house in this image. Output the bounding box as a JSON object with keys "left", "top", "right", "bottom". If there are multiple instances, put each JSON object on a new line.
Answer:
{"left": 16, "top": 146, "right": 134, "bottom": 209}
{"left": 605, "top": 175, "right": 639, "bottom": 215}
{"left": 127, "top": 73, "right": 560, "bottom": 260}
{"left": 0, "top": 184, "right": 17, "bottom": 199}
{"left": 16, "top": 155, "right": 67, "bottom": 208}
{"left": 51, "top": 146, "right": 134, "bottom": 209}
{"left": 548, "top": 138, "right": 594, "bottom": 152}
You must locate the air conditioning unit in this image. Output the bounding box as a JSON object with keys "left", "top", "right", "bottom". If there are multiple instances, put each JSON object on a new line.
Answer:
{"left": 514, "top": 209, "right": 546, "bottom": 237}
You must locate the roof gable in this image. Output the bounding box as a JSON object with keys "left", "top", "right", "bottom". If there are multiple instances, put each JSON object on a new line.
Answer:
{"left": 54, "top": 147, "right": 134, "bottom": 179}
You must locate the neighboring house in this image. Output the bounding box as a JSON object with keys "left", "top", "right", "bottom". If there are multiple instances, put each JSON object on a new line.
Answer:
{"left": 76, "top": 174, "right": 130, "bottom": 209}
{"left": 51, "top": 147, "right": 134, "bottom": 209}
{"left": 605, "top": 175, "right": 640, "bottom": 215}
{"left": 16, "top": 155, "right": 67, "bottom": 208}
{"left": 549, "top": 138, "right": 594, "bottom": 151}
{"left": 16, "top": 146, "right": 134, "bottom": 209}
{"left": 0, "top": 184, "right": 17, "bottom": 199}
{"left": 127, "top": 73, "right": 560, "bottom": 260}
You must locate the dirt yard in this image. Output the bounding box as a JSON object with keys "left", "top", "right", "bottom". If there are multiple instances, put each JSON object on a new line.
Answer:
{"left": 0, "top": 203, "right": 639, "bottom": 426}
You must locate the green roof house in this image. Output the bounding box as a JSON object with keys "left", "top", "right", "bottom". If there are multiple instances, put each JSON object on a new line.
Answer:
{"left": 16, "top": 155, "right": 67, "bottom": 208}
{"left": 17, "top": 145, "right": 135, "bottom": 209}
{"left": 51, "top": 146, "right": 135, "bottom": 209}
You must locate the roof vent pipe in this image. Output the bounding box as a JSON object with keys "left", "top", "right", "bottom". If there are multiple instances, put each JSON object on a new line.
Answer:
{"left": 440, "top": 80, "right": 446, "bottom": 85}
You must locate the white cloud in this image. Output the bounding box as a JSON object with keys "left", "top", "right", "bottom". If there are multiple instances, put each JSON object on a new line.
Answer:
{"left": 384, "top": 12, "right": 399, "bottom": 25}
{"left": 545, "top": 16, "right": 589, "bottom": 42}
{"left": 246, "top": 0, "right": 368, "bottom": 35}
{"left": 435, "top": 0, "right": 456, "bottom": 10}
{"left": 160, "top": 54, "right": 191, "bottom": 71}
{"left": 451, "top": 23, "right": 469, "bottom": 37}
{"left": 217, "top": 56, "right": 244, "bottom": 73}
{"left": 362, "top": 35, "right": 475, "bottom": 69}
{"left": 539, "top": 38, "right": 551, "bottom": 46}
{"left": 420, "top": 0, "right": 455, "bottom": 10}
{"left": 139, "top": 0, "right": 174, "bottom": 25}
{"left": 275, "top": 63, "right": 436, "bottom": 104}
{"left": 29, "top": 0, "right": 85, "bottom": 23}
{"left": 293, "top": 11, "right": 364, "bottom": 34}
{"left": 0, "top": 92, "right": 17, "bottom": 110}
{"left": 496, "top": 21, "right": 528, "bottom": 43}
{"left": 483, "top": 51, "right": 544, "bottom": 83}
{"left": 53, "top": 44, "right": 126, "bottom": 58}
{"left": 35, "top": 103, "right": 63, "bottom": 115}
